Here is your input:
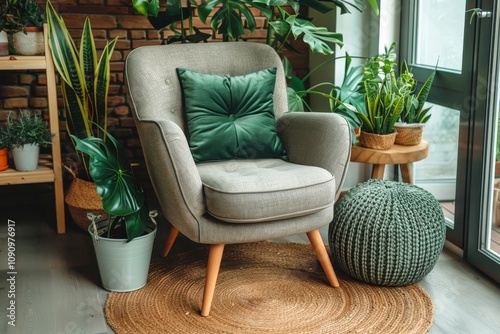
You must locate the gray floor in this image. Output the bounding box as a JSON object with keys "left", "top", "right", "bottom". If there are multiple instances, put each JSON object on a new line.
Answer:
{"left": 0, "top": 184, "right": 499, "bottom": 334}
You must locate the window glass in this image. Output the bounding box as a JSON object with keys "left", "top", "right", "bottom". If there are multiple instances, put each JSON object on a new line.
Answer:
{"left": 415, "top": 0, "right": 466, "bottom": 72}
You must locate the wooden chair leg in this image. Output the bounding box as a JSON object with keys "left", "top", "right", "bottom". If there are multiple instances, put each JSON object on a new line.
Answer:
{"left": 161, "top": 226, "right": 179, "bottom": 257}
{"left": 201, "top": 244, "right": 225, "bottom": 317}
{"left": 307, "top": 229, "right": 340, "bottom": 288}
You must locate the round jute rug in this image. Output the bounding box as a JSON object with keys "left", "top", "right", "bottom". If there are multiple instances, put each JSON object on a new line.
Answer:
{"left": 105, "top": 242, "right": 434, "bottom": 334}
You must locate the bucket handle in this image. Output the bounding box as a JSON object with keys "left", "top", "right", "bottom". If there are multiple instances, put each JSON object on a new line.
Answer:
{"left": 87, "top": 212, "right": 102, "bottom": 243}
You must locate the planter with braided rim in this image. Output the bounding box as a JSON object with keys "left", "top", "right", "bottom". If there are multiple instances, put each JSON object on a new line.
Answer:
{"left": 328, "top": 179, "right": 446, "bottom": 286}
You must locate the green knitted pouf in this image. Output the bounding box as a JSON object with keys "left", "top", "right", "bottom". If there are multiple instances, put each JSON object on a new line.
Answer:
{"left": 329, "top": 179, "right": 446, "bottom": 286}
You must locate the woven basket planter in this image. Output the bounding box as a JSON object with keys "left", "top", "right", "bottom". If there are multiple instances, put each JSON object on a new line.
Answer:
{"left": 394, "top": 123, "right": 424, "bottom": 146}
{"left": 328, "top": 179, "right": 446, "bottom": 286}
{"left": 359, "top": 131, "right": 396, "bottom": 150}
{"left": 65, "top": 177, "right": 107, "bottom": 231}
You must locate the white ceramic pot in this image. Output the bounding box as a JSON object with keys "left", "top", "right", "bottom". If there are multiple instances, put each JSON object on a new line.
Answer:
{"left": 11, "top": 143, "right": 40, "bottom": 171}
{"left": 0, "top": 30, "right": 8, "bottom": 56}
{"left": 12, "top": 28, "right": 44, "bottom": 56}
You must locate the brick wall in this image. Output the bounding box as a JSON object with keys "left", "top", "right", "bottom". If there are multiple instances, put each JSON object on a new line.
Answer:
{"left": 0, "top": 0, "right": 309, "bottom": 185}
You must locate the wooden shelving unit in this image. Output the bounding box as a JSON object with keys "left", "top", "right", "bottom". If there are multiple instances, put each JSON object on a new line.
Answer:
{"left": 0, "top": 24, "right": 65, "bottom": 234}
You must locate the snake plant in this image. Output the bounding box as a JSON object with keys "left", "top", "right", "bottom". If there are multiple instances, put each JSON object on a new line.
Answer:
{"left": 46, "top": 0, "right": 117, "bottom": 180}
{"left": 356, "top": 43, "right": 413, "bottom": 135}
{"left": 398, "top": 60, "right": 436, "bottom": 124}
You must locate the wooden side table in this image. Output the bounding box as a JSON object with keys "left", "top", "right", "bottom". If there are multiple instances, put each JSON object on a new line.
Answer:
{"left": 350, "top": 140, "right": 429, "bottom": 184}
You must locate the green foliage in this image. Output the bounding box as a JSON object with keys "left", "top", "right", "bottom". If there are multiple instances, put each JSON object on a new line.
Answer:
{"left": 0, "top": 0, "right": 24, "bottom": 32}
{"left": 355, "top": 42, "right": 412, "bottom": 135}
{"left": 71, "top": 131, "right": 149, "bottom": 241}
{"left": 398, "top": 60, "right": 436, "bottom": 124}
{"left": 46, "top": 0, "right": 117, "bottom": 180}
{"left": 131, "top": 0, "right": 377, "bottom": 55}
{"left": 0, "top": 0, "right": 45, "bottom": 32}
{"left": 0, "top": 110, "right": 53, "bottom": 148}
{"left": 286, "top": 53, "right": 364, "bottom": 143}
{"left": 17, "top": 0, "right": 45, "bottom": 27}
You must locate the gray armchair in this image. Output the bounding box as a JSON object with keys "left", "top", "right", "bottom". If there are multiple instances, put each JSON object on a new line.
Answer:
{"left": 125, "top": 42, "right": 351, "bottom": 317}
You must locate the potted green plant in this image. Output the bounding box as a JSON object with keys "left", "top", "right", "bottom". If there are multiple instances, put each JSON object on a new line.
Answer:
{"left": 355, "top": 43, "right": 412, "bottom": 150}
{"left": 11, "top": 0, "right": 46, "bottom": 55}
{"left": 394, "top": 60, "right": 436, "bottom": 146}
{"left": 0, "top": 110, "right": 53, "bottom": 171}
{"left": 0, "top": 0, "right": 46, "bottom": 55}
{"left": 45, "top": 0, "right": 118, "bottom": 230}
{"left": 71, "top": 130, "right": 157, "bottom": 292}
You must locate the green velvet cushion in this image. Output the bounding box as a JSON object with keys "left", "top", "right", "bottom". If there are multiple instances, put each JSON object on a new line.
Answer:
{"left": 176, "top": 67, "right": 286, "bottom": 163}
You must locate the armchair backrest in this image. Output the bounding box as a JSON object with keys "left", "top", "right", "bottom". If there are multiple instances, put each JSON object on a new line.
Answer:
{"left": 125, "top": 42, "right": 289, "bottom": 132}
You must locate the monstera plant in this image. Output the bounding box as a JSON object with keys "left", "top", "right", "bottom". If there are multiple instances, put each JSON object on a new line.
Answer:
{"left": 131, "top": 0, "right": 378, "bottom": 55}
{"left": 71, "top": 131, "right": 149, "bottom": 241}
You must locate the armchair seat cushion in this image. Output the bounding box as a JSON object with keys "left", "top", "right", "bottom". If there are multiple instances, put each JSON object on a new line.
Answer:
{"left": 197, "top": 159, "right": 335, "bottom": 223}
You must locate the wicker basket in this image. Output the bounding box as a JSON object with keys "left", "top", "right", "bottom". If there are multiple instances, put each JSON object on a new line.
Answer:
{"left": 65, "top": 177, "right": 107, "bottom": 231}
{"left": 394, "top": 124, "right": 424, "bottom": 146}
{"left": 359, "top": 131, "right": 396, "bottom": 150}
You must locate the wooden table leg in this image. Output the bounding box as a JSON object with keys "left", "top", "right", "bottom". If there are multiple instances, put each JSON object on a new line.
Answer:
{"left": 400, "top": 163, "right": 413, "bottom": 184}
{"left": 371, "top": 164, "right": 385, "bottom": 179}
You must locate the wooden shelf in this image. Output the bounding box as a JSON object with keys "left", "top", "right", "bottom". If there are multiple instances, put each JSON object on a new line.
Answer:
{"left": 0, "top": 55, "right": 47, "bottom": 70}
{"left": 0, "top": 155, "right": 54, "bottom": 184}
{"left": 0, "top": 24, "right": 65, "bottom": 234}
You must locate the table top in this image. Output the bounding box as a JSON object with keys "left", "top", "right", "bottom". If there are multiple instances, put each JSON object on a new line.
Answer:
{"left": 350, "top": 140, "right": 429, "bottom": 165}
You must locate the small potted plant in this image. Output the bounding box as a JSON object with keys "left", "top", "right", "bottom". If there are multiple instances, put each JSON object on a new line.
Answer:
{"left": 355, "top": 43, "right": 413, "bottom": 150}
{"left": 71, "top": 130, "right": 157, "bottom": 292}
{"left": 0, "top": 110, "right": 53, "bottom": 171}
{"left": 12, "top": 0, "right": 46, "bottom": 55}
{"left": 394, "top": 60, "right": 436, "bottom": 146}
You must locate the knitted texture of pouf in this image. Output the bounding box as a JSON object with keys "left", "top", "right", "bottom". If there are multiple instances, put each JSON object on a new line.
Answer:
{"left": 329, "top": 179, "right": 446, "bottom": 286}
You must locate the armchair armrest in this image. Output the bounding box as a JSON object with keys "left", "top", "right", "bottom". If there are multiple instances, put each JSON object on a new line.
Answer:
{"left": 136, "top": 119, "right": 205, "bottom": 241}
{"left": 277, "top": 112, "right": 351, "bottom": 197}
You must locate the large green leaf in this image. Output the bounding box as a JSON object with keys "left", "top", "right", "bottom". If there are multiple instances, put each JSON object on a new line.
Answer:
{"left": 71, "top": 132, "right": 147, "bottom": 240}
{"left": 199, "top": 0, "right": 256, "bottom": 40}
{"left": 286, "top": 16, "right": 343, "bottom": 54}
{"left": 287, "top": 87, "right": 305, "bottom": 111}
{"left": 94, "top": 38, "right": 117, "bottom": 136}
{"left": 132, "top": 0, "right": 159, "bottom": 16}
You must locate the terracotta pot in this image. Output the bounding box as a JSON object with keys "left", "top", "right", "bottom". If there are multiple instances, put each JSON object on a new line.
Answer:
{"left": 65, "top": 177, "right": 107, "bottom": 231}
{"left": 359, "top": 131, "right": 396, "bottom": 150}
{"left": 394, "top": 123, "right": 424, "bottom": 146}
{"left": 0, "top": 148, "right": 8, "bottom": 171}
{"left": 12, "top": 27, "right": 44, "bottom": 56}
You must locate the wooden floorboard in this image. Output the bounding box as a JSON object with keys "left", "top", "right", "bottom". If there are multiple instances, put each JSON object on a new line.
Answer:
{"left": 1, "top": 186, "right": 499, "bottom": 333}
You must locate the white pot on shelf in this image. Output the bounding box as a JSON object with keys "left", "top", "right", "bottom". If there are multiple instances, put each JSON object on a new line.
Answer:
{"left": 12, "top": 27, "right": 45, "bottom": 56}
{"left": 11, "top": 143, "right": 40, "bottom": 171}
